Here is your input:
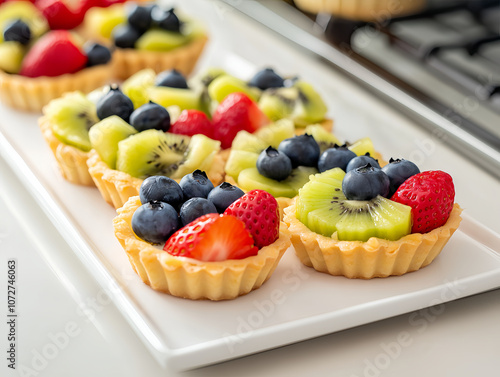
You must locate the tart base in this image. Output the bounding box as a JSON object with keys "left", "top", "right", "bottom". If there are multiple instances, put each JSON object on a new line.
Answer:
{"left": 87, "top": 148, "right": 226, "bottom": 209}
{"left": 283, "top": 198, "right": 462, "bottom": 279}
{"left": 114, "top": 196, "right": 292, "bottom": 300}
{"left": 38, "top": 115, "right": 94, "bottom": 186}
{"left": 293, "top": 0, "right": 426, "bottom": 21}
{"left": 0, "top": 64, "right": 111, "bottom": 112}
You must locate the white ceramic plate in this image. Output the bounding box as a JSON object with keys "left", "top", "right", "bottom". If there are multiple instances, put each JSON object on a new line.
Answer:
{"left": 1, "top": 1, "right": 500, "bottom": 371}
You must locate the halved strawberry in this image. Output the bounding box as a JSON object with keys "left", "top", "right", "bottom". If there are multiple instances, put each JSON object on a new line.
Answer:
{"left": 20, "top": 30, "right": 88, "bottom": 78}
{"left": 224, "top": 189, "right": 279, "bottom": 249}
{"left": 211, "top": 92, "right": 270, "bottom": 149}
{"left": 164, "top": 213, "right": 258, "bottom": 262}
{"left": 170, "top": 109, "right": 213, "bottom": 138}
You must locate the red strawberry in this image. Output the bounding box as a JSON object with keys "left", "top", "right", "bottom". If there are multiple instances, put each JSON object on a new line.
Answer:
{"left": 391, "top": 170, "right": 455, "bottom": 234}
{"left": 20, "top": 30, "right": 88, "bottom": 78}
{"left": 36, "top": 0, "right": 86, "bottom": 29}
{"left": 164, "top": 213, "right": 258, "bottom": 262}
{"left": 170, "top": 109, "right": 213, "bottom": 138}
{"left": 211, "top": 92, "right": 270, "bottom": 149}
{"left": 224, "top": 189, "right": 279, "bottom": 248}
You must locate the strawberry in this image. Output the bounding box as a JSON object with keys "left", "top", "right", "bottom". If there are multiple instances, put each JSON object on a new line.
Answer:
{"left": 20, "top": 30, "right": 88, "bottom": 78}
{"left": 211, "top": 92, "right": 270, "bottom": 149}
{"left": 170, "top": 109, "right": 213, "bottom": 138}
{"left": 391, "top": 170, "right": 455, "bottom": 234}
{"left": 164, "top": 213, "right": 258, "bottom": 262}
{"left": 224, "top": 189, "right": 279, "bottom": 248}
{"left": 35, "top": 0, "right": 86, "bottom": 29}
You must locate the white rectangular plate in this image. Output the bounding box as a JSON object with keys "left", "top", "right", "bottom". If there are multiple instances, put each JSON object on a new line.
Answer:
{"left": 1, "top": 1, "right": 500, "bottom": 371}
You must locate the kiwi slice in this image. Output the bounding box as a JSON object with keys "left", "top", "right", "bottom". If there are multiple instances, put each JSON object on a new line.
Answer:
{"left": 231, "top": 131, "right": 268, "bottom": 153}
{"left": 89, "top": 115, "right": 137, "bottom": 169}
{"left": 207, "top": 74, "right": 260, "bottom": 103}
{"left": 135, "top": 29, "right": 188, "bottom": 51}
{"left": 170, "top": 134, "right": 221, "bottom": 179}
{"left": 348, "top": 137, "right": 376, "bottom": 157}
{"left": 84, "top": 5, "right": 126, "bottom": 40}
{"left": 147, "top": 86, "right": 200, "bottom": 111}
{"left": 238, "top": 166, "right": 317, "bottom": 198}
{"left": 122, "top": 69, "right": 156, "bottom": 108}
{"left": 258, "top": 87, "right": 296, "bottom": 122}
{"left": 254, "top": 119, "right": 295, "bottom": 148}
{"left": 191, "top": 67, "right": 227, "bottom": 88}
{"left": 296, "top": 168, "right": 412, "bottom": 241}
{"left": 225, "top": 150, "right": 259, "bottom": 180}
{"left": 304, "top": 124, "right": 341, "bottom": 153}
{"left": 116, "top": 130, "right": 190, "bottom": 178}
{"left": 44, "top": 92, "right": 99, "bottom": 152}
{"left": 0, "top": 42, "right": 24, "bottom": 74}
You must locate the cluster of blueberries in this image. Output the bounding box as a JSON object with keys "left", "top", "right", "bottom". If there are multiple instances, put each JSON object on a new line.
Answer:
{"left": 131, "top": 170, "right": 244, "bottom": 244}
{"left": 95, "top": 69, "right": 190, "bottom": 132}
{"left": 113, "top": 4, "right": 182, "bottom": 49}
{"left": 256, "top": 134, "right": 419, "bottom": 201}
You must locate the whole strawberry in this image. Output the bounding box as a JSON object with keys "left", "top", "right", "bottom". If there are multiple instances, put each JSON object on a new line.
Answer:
{"left": 224, "top": 189, "right": 279, "bottom": 248}
{"left": 212, "top": 92, "right": 270, "bottom": 149}
{"left": 164, "top": 213, "right": 258, "bottom": 262}
{"left": 20, "top": 30, "right": 88, "bottom": 77}
{"left": 170, "top": 109, "right": 213, "bottom": 138}
{"left": 391, "top": 170, "right": 455, "bottom": 234}
{"left": 36, "top": 0, "right": 86, "bottom": 30}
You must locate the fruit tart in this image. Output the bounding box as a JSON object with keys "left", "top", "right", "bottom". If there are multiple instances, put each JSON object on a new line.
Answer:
{"left": 113, "top": 174, "right": 291, "bottom": 300}
{"left": 0, "top": 0, "right": 114, "bottom": 111}
{"left": 283, "top": 158, "right": 462, "bottom": 279}
{"left": 225, "top": 120, "right": 385, "bottom": 199}
{"left": 81, "top": 2, "right": 208, "bottom": 80}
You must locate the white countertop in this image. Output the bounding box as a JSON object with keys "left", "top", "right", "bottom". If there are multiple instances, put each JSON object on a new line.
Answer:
{"left": 2, "top": 1, "right": 500, "bottom": 376}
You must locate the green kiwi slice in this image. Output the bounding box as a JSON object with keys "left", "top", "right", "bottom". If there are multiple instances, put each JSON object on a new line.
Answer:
{"left": 258, "top": 87, "right": 296, "bottom": 122}
{"left": 44, "top": 92, "right": 99, "bottom": 152}
{"left": 0, "top": 41, "right": 24, "bottom": 74}
{"left": 147, "top": 86, "right": 201, "bottom": 111}
{"left": 135, "top": 29, "right": 188, "bottom": 51}
{"left": 238, "top": 166, "right": 317, "bottom": 198}
{"left": 296, "top": 168, "right": 412, "bottom": 241}
{"left": 89, "top": 115, "right": 137, "bottom": 169}
{"left": 254, "top": 119, "right": 295, "bottom": 148}
{"left": 122, "top": 69, "right": 156, "bottom": 109}
{"left": 348, "top": 137, "right": 377, "bottom": 157}
{"left": 207, "top": 74, "right": 260, "bottom": 103}
{"left": 225, "top": 150, "right": 259, "bottom": 180}
{"left": 292, "top": 81, "right": 328, "bottom": 127}
{"left": 116, "top": 130, "right": 190, "bottom": 179}
{"left": 231, "top": 131, "right": 268, "bottom": 153}
{"left": 171, "top": 134, "right": 221, "bottom": 179}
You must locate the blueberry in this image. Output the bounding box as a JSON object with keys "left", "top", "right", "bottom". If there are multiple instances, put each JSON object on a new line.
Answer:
{"left": 127, "top": 4, "right": 155, "bottom": 32}
{"left": 3, "top": 19, "right": 31, "bottom": 45}
{"left": 84, "top": 43, "right": 112, "bottom": 67}
{"left": 113, "top": 24, "right": 142, "bottom": 49}
{"left": 96, "top": 86, "right": 135, "bottom": 122}
{"left": 249, "top": 68, "right": 285, "bottom": 90}
{"left": 278, "top": 134, "right": 320, "bottom": 168}
{"left": 139, "top": 176, "right": 184, "bottom": 208}
{"left": 131, "top": 201, "right": 179, "bottom": 244}
{"left": 152, "top": 7, "right": 181, "bottom": 32}
{"left": 342, "top": 164, "right": 390, "bottom": 201}
{"left": 155, "top": 69, "right": 188, "bottom": 89}
{"left": 345, "top": 154, "right": 381, "bottom": 172}
{"left": 318, "top": 146, "right": 356, "bottom": 172}
{"left": 130, "top": 102, "right": 170, "bottom": 132}
{"left": 207, "top": 182, "right": 244, "bottom": 213}
{"left": 179, "top": 197, "right": 217, "bottom": 226}
{"left": 179, "top": 170, "right": 214, "bottom": 199}
{"left": 382, "top": 158, "right": 420, "bottom": 197}
{"left": 256, "top": 146, "right": 292, "bottom": 181}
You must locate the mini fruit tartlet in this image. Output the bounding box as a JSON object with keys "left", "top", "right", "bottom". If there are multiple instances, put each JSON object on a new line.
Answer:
{"left": 0, "top": 0, "right": 115, "bottom": 111}
{"left": 113, "top": 175, "right": 291, "bottom": 300}
{"left": 283, "top": 158, "right": 462, "bottom": 279}
{"left": 39, "top": 67, "right": 331, "bottom": 188}
{"left": 81, "top": 2, "right": 208, "bottom": 80}
{"left": 225, "top": 121, "right": 384, "bottom": 199}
